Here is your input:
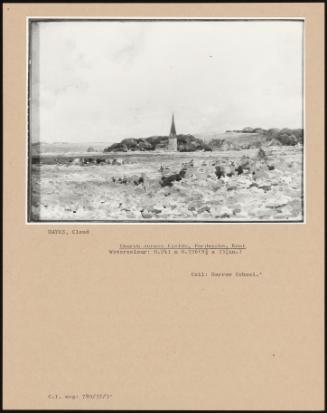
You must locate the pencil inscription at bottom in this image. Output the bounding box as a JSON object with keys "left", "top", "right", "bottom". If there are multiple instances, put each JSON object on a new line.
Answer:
{"left": 48, "top": 393, "right": 112, "bottom": 401}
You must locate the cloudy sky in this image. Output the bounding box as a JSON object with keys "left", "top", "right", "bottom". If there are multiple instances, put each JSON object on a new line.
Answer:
{"left": 30, "top": 20, "right": 303, "bottom": 143}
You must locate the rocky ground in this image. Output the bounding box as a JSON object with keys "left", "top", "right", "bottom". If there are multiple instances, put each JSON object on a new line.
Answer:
{"left": 30, "top": 146, "right": 303, "bottom": 222}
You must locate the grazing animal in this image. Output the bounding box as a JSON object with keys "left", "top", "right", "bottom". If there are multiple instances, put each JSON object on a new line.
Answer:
{"left": 133, "top": 176, "right": 144, "bottom": 186}
{"left": 215, "top": 166, "right": 225, "bottom": 179}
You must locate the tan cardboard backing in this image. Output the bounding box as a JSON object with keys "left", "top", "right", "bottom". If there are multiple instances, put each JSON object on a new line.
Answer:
{"left": 3, "top": 3, "right": 324, "bottom": 410}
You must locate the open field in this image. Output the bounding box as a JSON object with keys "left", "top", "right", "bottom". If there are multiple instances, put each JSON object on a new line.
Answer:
{"left": 30, "top": 146, "right": 303, "bottom": 222}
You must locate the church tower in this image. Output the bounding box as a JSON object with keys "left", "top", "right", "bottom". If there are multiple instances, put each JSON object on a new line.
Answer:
{"left": 168, "top": 113, "right": 178, "bottom": 151}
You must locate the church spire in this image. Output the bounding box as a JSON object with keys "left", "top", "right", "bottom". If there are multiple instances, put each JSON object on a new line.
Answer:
{"left": 168, "top": 113, "right": 178, "bottom": 151}
{"left": 170, "top": 113, "right": 176, "bottom": 137}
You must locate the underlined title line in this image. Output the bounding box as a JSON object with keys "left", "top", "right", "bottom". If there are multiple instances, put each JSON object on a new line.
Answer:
{"left": 119, "top": 247, "right": 246, "bottom": 250}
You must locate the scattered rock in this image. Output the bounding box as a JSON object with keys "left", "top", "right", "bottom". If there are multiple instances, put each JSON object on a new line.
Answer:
{"left": 266, "top": 196, "right": 290, "bottom": 209}
{"left": 141, "top": 210, "right": 152, "bottom": 219}
{"left": 257, "top": 148, "right": 267, "bottom": 160}
{"left": 198, "top": 205, "right": 211, "bottom": 213}
{"left": 220, "top": 213, "right": 230, "bottom": 218}
{"left": 150, "top": 207, "right": 162, "bottom": 214}
{"left": 233, "top": 207, "right": 242, "bottom": 215}
{"left": 259, "top": 185, "right": 272, "bottom": 192}
{"left": 227, "top": 185, "right": 237, "bottom": 191}
{"left": 160, "top": 167, "right": 187, "bottom": 187}
{"left": 235, "top": 165, "right": 244, "bottom": 175}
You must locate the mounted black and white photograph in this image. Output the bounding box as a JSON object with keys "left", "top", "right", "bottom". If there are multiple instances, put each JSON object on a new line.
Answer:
{"left": 28, "top": 19, "right": 304, "bottom": 222}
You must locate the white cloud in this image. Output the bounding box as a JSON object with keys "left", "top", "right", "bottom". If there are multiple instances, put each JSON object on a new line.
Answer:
{"left": 31, "top": 20, "right": 303, "bottom": 142}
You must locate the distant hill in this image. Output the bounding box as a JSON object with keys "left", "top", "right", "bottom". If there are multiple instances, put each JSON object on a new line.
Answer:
{"left": 31, "top": 142, "right": 107, "bottom": 156}
{"left": 31, "top": 127, "right": 303, "bottom": 156}
{"left": 197, "top": 132, "right": 266, "bottom": 150}
{"left": 197, "top": 127, "right": 303, "bottom": 150}
{"left": 104, "top": 134, "right": 212, "bottom": 152}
